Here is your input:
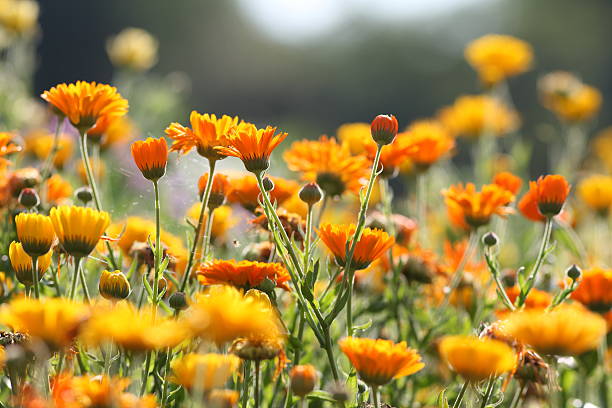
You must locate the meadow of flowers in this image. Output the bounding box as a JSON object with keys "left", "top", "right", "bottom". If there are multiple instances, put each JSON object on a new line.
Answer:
{"left": 0, "top": 2, "right": 611, "bottom": 408}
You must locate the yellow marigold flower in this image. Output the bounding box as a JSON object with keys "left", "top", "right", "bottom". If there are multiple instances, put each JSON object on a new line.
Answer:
{"left": 438, "top": 335, "right": 516, "bottom": 382}
{"left": 570, "top": 267, "right": 612, "bottom": 326}
{"left": 0, "top": 0, "right": 38, "bottom": 35}
{"left": 465, "top": 34, "right": 533, "bottom": 86}
{"left": 88, "top": 115, "right": 136, "bottom": 148}
{"left": 14, "top": 212, "right": 55, "bottom": 257}
{"left": 99, "top": 270, "right": 131, "bottom": 301}
{"left": 318, "top": 223, "right": 395, "bottom": 270}
{"left": 50, "top": 205, "right": 110, "bottom": 258}
{"left": 577, "top": 174, "right": 612, "bottom": 215}
{"left": 26, "top": 130, "right": 74, "bottom": 169}
{"left": 186, "top": 285, "right": 283, "bottom": 347}
{"left": 226, "top": 174, "right": 297, "bottom": 211}
{"left": 131, "top": 137, "right": 168, "bottom": 181}
{"left": 171, "top": 353, "right": 240, "bottom": 392}
{"left": 502, "top": 304, "right": 607, "bottom": 356}
{"left": 41, "top": 81, "right": 129, "bottom": 133}
{"left": 198, "top": 172, "right": 230, "bottom": 208}
{"left": 106, "top": 27, "right": 158, "bottom": 71}
{"left": 46, "top": 174, "right": 73, "bottom": 204}
{"left": 77, "top": 157, "right": 106, "bottom": 185}
{"left": 9, "top": 241, "right": 52, "bottom": 286}
{"left": 401, "top": 120, "right": 455, "bottom": 169}
{"left": 438, "top": 94, "right": 519, "bottom": 139}
{"left": 539, "top": 72, "right": 602, "bottom": 122}
{"left": 165, "top": 111, "right": 239, "bottom": 160}
{"left": 197, "top": 259, "right": 291, "bottom": 291}
{"left": 216, "top": 124, "right": 287, "bottom": 173}
{"left": 337, "top": 122, "right": 371, "bottom": 155}
{"left": 283, "top": 135, "right": 370, "bottom": 197}
{"left": 339, "top": 337, "right": 424, "bottom": 386}
{"left": 442, "top": 183, "right": 514, "bottom": 229}
{"left": 207, "top": 389, "right": 239, "bottom": 408}
{"left": 0, "top": 297, "right": 89, "bottom": 350}
{"left": 81, "top": 302, "right": 189, "bottom": 352}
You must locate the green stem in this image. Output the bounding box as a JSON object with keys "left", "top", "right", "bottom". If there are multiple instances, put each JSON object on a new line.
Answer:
{"left": 323, "top": 326, "right": 340, "bottom": 381}
{"left": 371, "top": 385, "right": 380, "bottom": 407}
{"left": 201, "top": 206, "right": 215, "bottom": 261}
{"left": 509, "top": 383, "right": 526, "bottom": 408}
{"left": 160, "top": 347, "right": 172, "bottom": 406}
{"left": 179, "top": 159, "right": 216, "bottom": 292}
{"left": 452, "top": 381, "right": 469, "bottom": 408}
{"left": 139, "top": 351, "right": 152, "bottom": 396}
{"left": 416, "top": 171, "right": 428, "bottom": 247}
{"left": 79, "top": 263, "right": 91, "bottom": 303}
{"left": 31, "top": 256, "right": 39, "bottom": 299}
{"left": 104, "top": 342, "right": 113, "bottom": 375}
{"left": 68, "top": 257, "right": 81, "bottom": 300}
{"left": 241, "top": 361, "right": 251, "bottom": 408}
{"left": 518, "top": 217, "right": 553, "bottom": 307}
{"left": 152, "top": 181, "right": 162, "bottom": 319}
{"left": 254, "top": 360, "right": 261, "bottom": 408}
{"left": 479, "top": 377, "right": 495, "bottom": 408}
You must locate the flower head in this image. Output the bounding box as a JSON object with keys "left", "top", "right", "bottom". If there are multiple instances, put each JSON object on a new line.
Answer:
{"left": 41, "top": 81, "right": 128, "bottom": 133}
{"left": 0, "top": 132, "right": 21, "bottom": 170}
{"left": 131, "top": 137, "right": 168, "bottom": 181}
{"left": 577, "top": 175, "right": 612, "bottom": 215}
{"left": 339, "top": 337, "right": 424, "bottom": 386}
{"left": 337, "top": 122, "right": 371, "bottom": 155}
{"left": 370, "top": 114, "right": 399, "bottom": 146}
{"left": 171, "top": 353, "right": 240, "bottom": 391}
{"left": 226, "top": 174, "right": 297, "bottom": 211}
{"left": 465, "top": 34, "right": 533, "bottom": 85}
{"left": 165, "top": 111, "right": 239, "bottom": 160}
{"left": 570, "top": 267, "right": 612, "bottom": 320}
{"left": 439, "top": 335, "right": 516, "bottom": 382}
{"left": 9, "top": 241, "right": 52, "bottom": 286}
{"left": 539, "top": 72, "right": 602, "bottom": 122}
{"left": 15, "top": 212, "right": 55, "bottom": 256}
{"left": 493, "top": 171, "right": 523, "bottom": 195}
{"left": 98, "top": 270, "right": 131, "bottom": 301}
{"left": 197, "top": 259, "right": 291, "bottom": 291}
{"left": 106, "top": 27, "right": 158, "bottom": 71}
{"left": 198, "top": 172, "right": 231, "bottom": 209}
{"left": 400, "top": 120, "right": 455, "bottom": 169}
{"left": 531, "top": 175, "right": 570, "bottom": 217}
{"left": 46, "top": 174, "right": 73, "bottom": 205}
{"left": 50, "top": 205, "right": 110, "bottom": 258}
{"left": 443, "top": 183, "right": 514, "bottom": 228}
{"left": 26, "top": 130, "right": 73, "bottom": 169}
{"left": 318, "top": 223, "right": 395, "bottom": 270}
{"left": 216, "top": 124, "right": 287, "bottom": 173}
{"left": 0, "top": 297, "right": 89, "bottom": 350}
{"left": 502, "top": 304, "right": 607, "bottom": 356}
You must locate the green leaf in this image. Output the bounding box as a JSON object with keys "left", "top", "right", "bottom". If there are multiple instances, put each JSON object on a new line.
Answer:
{"left": 306, "top": 391, "right": 337, "bottom": 403}
{"left": 353, "top": 318, "right": 372, "bottom": 332}
{"left": 436, "top": 389, "right": 450, "bottom": 408}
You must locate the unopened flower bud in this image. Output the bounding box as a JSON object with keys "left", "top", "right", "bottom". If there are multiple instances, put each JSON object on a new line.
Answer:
{"left": 262, "top": 177, "right": 274, "bottom": 192}
{"left": 75, "top": 186, "right": 93, "bottom": 204}
{"left": 290, "top": 364, "right": 318, "bottom": 397}
{"left": 482, "top": 232, "right": 499, "bottom": 247}
{"left": 18, "top": 188, "right": 39, "bottom": 209}
{"left": 99, "top": 270, "right": 131, "bottom": 301}
{"left": 169, "top": 291, "right": 189, "bottom": 311}
{"left": 566, "top": 264, "right": 581, "bottom": 281}
{"left": 298, "top": 182, "right": 323, "bottom": 206}
{"left": 370, "top": 114, "right": 398, "bottom": 146}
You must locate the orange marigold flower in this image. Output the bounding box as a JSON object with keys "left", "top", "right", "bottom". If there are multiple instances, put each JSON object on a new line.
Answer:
{"left": 26, "top": 130, "right": 74, "bottom": 169}
{"left": 531, "top": 175, "right": 570, "bottom": 217}
{"left": 363, "top": 135, "right": 413, "bottom": 178}
{"left": 318, "top": 223, "right": 395, "bottom": 270}
{"left": 197, "top": 259, "right": 291, "bottom": 291}
{"left": 571, "top": 267, "right": 612, "bottom": 319}
{"left": 518, "top": 184, "right": 545, "bottom": 222}
{"left": 493, "top": 171, "right": 523, "bottom": 195}
{"left": 41, "top": 81, "right": 128, "bottom": 133}
{"left": 216, "top": 124, "right": 287, "bottom": 173}
{"left": 198, "top": 172, "right": 231, "bottom": 209}
{"left": 165, "top": 111, "right": 239, "bottom": 160}
{"left": 46, "top": 174, "right": 73, "bottom": 204}
{"left": 131, "top": 137, "right": 168, "bottom": 181}
{"left": 339, "top": 337, "right": 424, "bottom": 386}
{"left": 283, "top": 135, "right": 370, "bottom": 197}
{"left": 0, "top": 132, "right": 21, "bottom": 170}
{"left": 400, "top": 120, "right": 455, "bottom": 169}
{"left": 442, "top": 183, "right": 514, "bottom": 229}
{"left": 227, "top": 174, "right": 297, "bottom": 212}
{"left": 500, "top": 286, "right": 552, "bottom": 317}
{"left": 370, "top": 114, "right": 399, "bottom": 146}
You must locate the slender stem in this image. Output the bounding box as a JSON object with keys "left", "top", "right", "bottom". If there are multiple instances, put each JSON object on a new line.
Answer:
{"left": 315, "top": 195, "right": 329, "bottom": 227}
{"left": 78, "top": 264, "right": 91, "bottom": 303}
{"left": 152, "top": 181, "right": 162, "bottom": 319}
{"left": 139, "top": 351, "right": 152, "bottom": 396}
{"left": 323, "top": 327, "right": 340, "bottom": 381}
{"left": 452, "top": 381, "right": 469, "bottom": 408}
{"left": 179, "top": 159, "right": 216, "bottom": 292}
{"left": 371, "top": 385, "right": 380, "bottom": 407}
{"left": 31, "top": 256, "right": 40, "bottom": 299}
{"left": 201, "top": 206, "right": 215, "bottom": 260}
{"left": 518, "top": 217, "right": 553, "bottom": 307}
{"left": 416, "top": 171, "right": 428, "bottom": 247}
{"left": 509, "top": 383, "right": 526, "bottom": 408}
{"left": 104, "top": 342, "right": 113, "bottom": 375}
{"left": 160, "top": 347, "right": 172, "bottom": 407}
{"left": 479, "top": 377, "right": 495, "bottom": 408}
{"left": 304, "top": 204, "right": 314, "bottom": 272}
{"left": 442, "top": 231, "right": 478, "bottom": 309}
{"left": 78, "top": 131, "right": 119, "bottom": 270}
{"left": 241, "top": 361, "right": 251, "bottom": 408}
{"left": 40, "top": 118, "right": 63, "bottom": 181}
{"left": 68, "top": 257, "right": 81, "bottom": 300}
{"left": 254, "top": 360, "right": 261, "bottom": 408}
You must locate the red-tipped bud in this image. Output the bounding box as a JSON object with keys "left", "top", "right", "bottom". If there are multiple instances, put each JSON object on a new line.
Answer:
{"left": 290, "top": 364, "right": 318, "bottom": 397}
{"left": 370, "top": 114, "right": 398, "bottom": 146}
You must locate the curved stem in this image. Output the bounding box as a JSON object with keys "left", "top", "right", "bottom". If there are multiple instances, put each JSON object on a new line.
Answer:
{"left": 518, "top": 217, "right": 553, "bottom": 307}
{"left": 452, "top": 381, "right": 469, "bottom": 408}
{"left": 179, "top": 159, "right": 216, "bottom": 292}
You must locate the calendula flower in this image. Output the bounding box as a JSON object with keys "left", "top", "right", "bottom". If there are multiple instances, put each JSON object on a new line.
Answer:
{"left": 497, "top": 286, "right": 552, "bottom": 318}
{"left": 0, "top": 132, "right": 21, "bottom": 170}
{"left": 81, "top": 302, "right": 189, "bottom": 352}
{"left": 46, "top": 174, "right": 73, "bottom": 204}
{"left": 77, "top": 157, "right": 106, "bottom": 185}
{"left": 198, "top": 172, "right": 231, "bottom": 209}
{"left": 50, "top": 205, "right": 110, "bottom": 258}
{"left": 186, "top": 285, "right": 282, "bottom": 346}
{"left": 216, "top": 124, "right": 287, "bottom": 173}
{"left": 61, "top": 375, "right": 131, "bottom": 408}
{"left": 443, "top": 183, "right": 514, "bottom": 228}
{"left": 493, "top": 171, "right": 523, "bottom": 195}
{"left": 518, "top": 185, "right": 545, "bottom": 222}
{"left": 171, "top": 353, "right": 241, "bottom": 391}
{"left": 165, "top": 111, "right": 239, "bottom": 160}
{"left": 0, "top": 297, "right": 89, "bottom": 350}
{"left": 9, "top": 241, "right": 52, "bottom": 286}
{"left": 41, "top": 81, "right": 128, "bottom": 133}
{"left": 14, "top": 212, "right": 55, "bottom": 256}
{"left": 197, "top": 259, "right": 291, "bottom": 291}
{"left": 438, "top": 95, "right": 519, "bottom": 139}
{"left": 207, "top": 389, "right": 239, "bottom": 408}
{"left": 530, "top": 175, "right": 570, "bottom": 217}
{"left": 539, "top": 72, "right": 602, "bottom": 122}
{"left": 438, "top": 335, "right": 516, "bottom": 382}
{"left": 318, "top": 223, "right": 395, "bottom": 270}
{"left": 339, "top": 337, "right": 424, "bottom": 386}
{"left": 26, "top": 130, "right": 74, "bottom": 169}
{"left": 107, "top": 27, "right": 158, "bottom": 71}
{"left": 0, "top": 0, "right": 38, "bottom": 35}
{"left": 337, "top": 122, "right": 371, "bottom": 155}
{"left": 363, "top": 136, "right": 414, "bottom": 178}
{"left": 400, "top": 120, "right": 455, "bottom": 170}
{"left": 370, "top": 114, "right": 399, "bottom": 146}
{"left": 577, "top": 175, "right": 612, "bottom": 215}
{"left": 284, "top": 136, "right": 370, "bottom": 197}
{"left": 465, "top": 34, "right": 533, "bottom": 85}
{"left": 88, "top": 115, "right": 135, "bottom": 148}
{"left": 502, "top": 304, "right": 607, "bottom": 356}
{"left": 98, "top": 270, "right": 131, "bottom": 301}
{"left": 226, "top": 174, "right": 297, "bottom": 211}
{"left": 106, "top": 216, "right": 185, "bottom": 258}
{"left": 570, "top": 267, "right": 612, "bottom": 326}
{"left": 131, "top": 137, "right": 168, "bottom": 181}
{"left": 187, "top": 204, "right": 238, "bottom": 243}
